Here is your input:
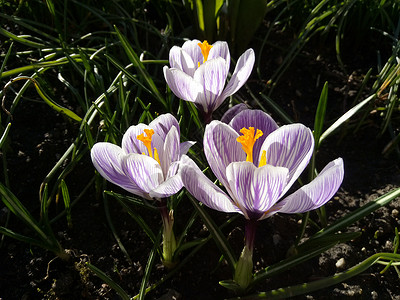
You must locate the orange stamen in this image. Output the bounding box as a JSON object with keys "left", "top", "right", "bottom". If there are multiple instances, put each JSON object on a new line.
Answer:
{"left": 137, "top": 129, "right": 161, "bottom": 164}
{"left": 198, "top": 40, "right": 213, "bottom": 64}
{"left": 236, "top": 127, "right": 263, "bottom": 163}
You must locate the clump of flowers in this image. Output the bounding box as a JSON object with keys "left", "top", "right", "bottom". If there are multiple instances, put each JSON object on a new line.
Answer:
{"left": 179, "top": 106, "right": 344, "bottom": 289}
{"left": 163, "top": 40, "right": 255, "bottom": 123}
{"left": 91, "top": 113, "right": 194, "bottom": 267}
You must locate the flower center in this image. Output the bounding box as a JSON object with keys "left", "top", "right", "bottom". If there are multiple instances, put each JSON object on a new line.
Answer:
{"left": 236, "top": 127, "right": 267, "bottom": 167}
{"left": 137, "top": 129, "right": 161, "bottom": 164}
{"left": 198, "top": 40, "right": 213, "bottom": 66}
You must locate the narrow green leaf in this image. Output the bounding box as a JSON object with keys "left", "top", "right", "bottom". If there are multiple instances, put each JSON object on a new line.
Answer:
{"left": 319, "top": 94, "right": 376, "bottom": 143}
{"left": 60, "top": 180, "right": 72, "bottom": 228}
{"left": 0, "top": 123, "right": 12, "bottom": 150}
{"left": 87, "top": 263, "right": 131, "bottom": 300}
{"left": 313, "top": 81, "right": 329, "bottom": 150}
{"left": 5, "top": 77, "right": 82, "bottom": 122}
{"left": 113, "top": 26, "right": 167, "bottom": 109}
{"left": 0, "top": 27, "right": 46, "bottom": 48}
{"left": 139, "top": 232, "right": 161, "bottom": 300}
{"left": 188, "top": 193, "right": 237, "bottom": 271}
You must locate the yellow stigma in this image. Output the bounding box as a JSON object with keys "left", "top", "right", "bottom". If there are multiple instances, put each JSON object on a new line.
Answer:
{"left": 198, "top": 40, "right": 213, "bottom": 64}
{"left": 137, "top": 129, "right": 161, "bottom": 164}
{"left": 236, "top": 127, "right": 263, "bottom": 163}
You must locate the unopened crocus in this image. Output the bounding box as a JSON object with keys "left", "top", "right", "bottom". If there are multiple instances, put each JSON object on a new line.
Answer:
{"left": 163, "top": 40, "right": 255, "bottom": 123}
{"left": 91, "top": 113, "right": 194, "bottom": 267}
{"left": 180, "top": 107, "right": 344, "bottom": 289}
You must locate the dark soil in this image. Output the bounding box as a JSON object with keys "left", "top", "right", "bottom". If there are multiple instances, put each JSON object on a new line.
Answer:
{"left": 1, "top": 18, "right": 400, "bottom": 300}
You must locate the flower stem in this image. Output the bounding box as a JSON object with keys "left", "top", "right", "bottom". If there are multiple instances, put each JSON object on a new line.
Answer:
{"left": 158, "top": 199, "right": 177, "bottom": 269}
{"left": 234, "top": 219, "right": 257, "bottom": 290}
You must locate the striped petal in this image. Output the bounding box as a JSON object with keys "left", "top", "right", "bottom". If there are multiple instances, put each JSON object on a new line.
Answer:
{"left": 260, "top": 124, "right": 314, "bottom": 195}
{"left": 204, "top": 121, "right": 245, "bottom": 191}
{"left": 149, "top": 113, "right": 180, "bottom": 140}
{"left": 121, "top": 153, "right": 163, "bottom": 195}
{"left": 229, "top": 109, "right": 279, "bottom": 165}
{"left": 180, "top": 161, "right": 239, "bottom": 214}
{"left": 169, "top": 46, "right": 196, "bottom": 76}
{"left": 163, "top": 67, "right": 202, "bottom": 103}
{"left": 149, "top": 173, "right": 183, "bottom": 199}
{"left": 180, "top": 141, "right": 196, "bottom": 156}
{"left": 121, "top": 124, "right": 150, "bottom": 155}
{"left": 208, "top": 41, "right": 230, "bottom": 74}
{"left": 194, "top": 57, "right": 228, "bottom": 113}
{"left": 218, "top": 48, "right": 255, "bottom": 103}
{"left": 91, "top": 143, "right": 144, "bottom": 196}
{"left": 277, "top": 158, "right": 344, "bottom": 214}
{"left": 226, "top": 161, "right": 289, "bottom": 220}
{"left": 220, "top": 103, "right": 249, "bottom": 124}
{"left": 182, "top": 39, "right": 203, "bottom": 69}
{"left": 160, "top": 126, "right": 180, "bottom": 177}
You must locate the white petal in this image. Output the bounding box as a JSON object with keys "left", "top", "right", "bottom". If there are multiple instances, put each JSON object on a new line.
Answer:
{"left": 218, "top": 48, "right": 255, "bottom": 104}
{"left": 121, "top": 124, "right": 150, "bottom": 155}
{"left": 208, "top": 41, "right": 230, "bottom": 73}
{"left": 261, "top": 124, "right": 314, "bottom": 195}
{"left": 180, "top": 141, "right": 196, "bottom": 156}
{"left": 163, "top": 67, "right": 202, "bottom": 102}
{"left": 193, "top": 57, "right": 229, "bottom": 113}
{"left": 149, "top": 113, "right": 180, "bottom": 140}
{"left": 91, "top": 143, "right": 144, "bottom": 196}
{"left": 226, "top": 162, "right": 289, "bottom": 219}
{"left": 180, "top": 163, "right": 239, "bottom": 214}
{"left": 277, "top": 158, "right": 344, "bottom": 214}
{"left": 122, "top": 153, "right": 163, "bottom": 195}
{"left": 182, "top": 39, "right": 203, "bottom": 68}
{"left": 149, "top": 173, "right": 183, "bottom": 198}
{"left": 204, "top": 121, "right": 245, "bottom": 191}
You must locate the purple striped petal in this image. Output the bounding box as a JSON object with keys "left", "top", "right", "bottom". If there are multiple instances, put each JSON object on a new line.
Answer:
{"left": 260, "top": 124, "right": 314, "bottom": 195}
{"left": 229, "top": 109, "right": 279, "bottom": 165}
{"left": 220, "top": 103, "right": 249, "bottom": 124}
{"left": 180, "top": 162, "right": 239, "bottom": 214}
{"left": 160, "top": 126, "right": 180, "bottom": 177}
{"left": 208, "top": 41, "right": 230, "bottom": 73}
{"left": 194, "top": 57, "right": 229, "bottom": 113}
{"left": 149, "top": 173, "right": 183, "bottom": 199}
{"left": 121, "top": 124, "right": 150, "bottom": 155}
{"left": 169, "top": 46, "right": 197, "bottom": 76}
{"left": 149, "top": 113, "right": 180, "bottom": 140}
{"left": 218, "top": 48, "right": 255, "bottom": 103}
{"left": 204, "top": 121, "right": 245, "bottom": 191}
{"left": 182, "top": 39, "right": 203, "bottom": 68}
{"left": 91, "top": 143, "right": 144, "bottom": 196}
{"left": 277, "top": 158, "right": 344, "bottom": 214}
{"left": 226, "top": 162, "right": 289, "bottom": 220}
{"left": 180, "top": 141, "right": 196, "bottom": 156}
{"left": 163, "top": 67, "right": 202, "bottom": 103}
{"left": 122, "top": 153, "right": 163, "bottom": 195}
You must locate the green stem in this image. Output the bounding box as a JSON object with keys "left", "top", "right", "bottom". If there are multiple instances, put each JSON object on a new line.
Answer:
{"left": 159, "top": 199, "right": 177, "bottom": 269}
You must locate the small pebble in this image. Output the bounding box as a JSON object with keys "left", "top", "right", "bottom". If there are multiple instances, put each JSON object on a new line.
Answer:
{"left": 336, "top": 257, "right": 346, "bottom": 269}
{"left": 392, "top": 209, "right": 399, "bottom": 218}
{"left": 371, "top": 291, "right": 378, "bottom": 300}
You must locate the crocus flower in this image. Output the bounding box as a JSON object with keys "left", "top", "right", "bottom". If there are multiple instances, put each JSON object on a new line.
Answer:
{"left": 91, "top": 113, "right": 194, "bottom": 200}
{"left": 91, "top": 113, "right": 195, "bottom": 267}
{"left": 180, "top": 106, "right": 344, "bottom": 289}
{"left": 163, "top": 40, "right": 255, "bottom": 122}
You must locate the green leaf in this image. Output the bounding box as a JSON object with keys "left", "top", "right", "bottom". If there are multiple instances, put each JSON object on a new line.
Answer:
{"left": 188, "top": 193, "right": 237, "bottom": 272}
{"left": 87, "top": 263, "right": 131, "bottom": 300}
{"left": 313, "top": 81, "right": 329, "bottom": 150}
{"left": 113, "top": 26, "right": 167, "bottom": 109}
{"left": 4, "top": 77, "right": 82, "bottom": 122}
{"left": 319, "top": 93, "right": 376, "bottom": 143}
